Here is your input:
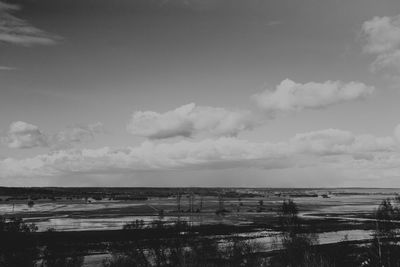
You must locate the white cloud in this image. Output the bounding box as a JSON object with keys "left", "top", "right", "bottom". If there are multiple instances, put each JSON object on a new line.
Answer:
{"left": 0, "top": 66, "right": 16, "bottom": 71}
{"left": 253, "top": 79, "right": 374, "bottom": 113}
{"left": 290, "top": 129, "right": 395, "bottom": 156}
{"left": 2, "top": 121, "right": 48, "bottom": 149}
{"left": 362, "top": 15, "right": 400, "bottom": 54}
{"left": 1, "top": 126, "right": 398, "bottom": 180}
{"left": 394, "top": 124, "right": 400, "bottom": 142}
{"left": 50, "top": 122, "right": 104, "bottom": 149}
{"left": 290, "top": 129, "right": 355, "bottom": 155}
{"left": 0, "top": 137, "right": 288, "bottom": 178}
{"left": 0, "top": 2, "right": 18, "bottom": 12}
{"left": 127, "top": 103, "right": 257, "bottom": 139}
{"left": 2, "top": 121, "right": 104, "bottom": 149}
{"left": 371, "top": 50, "right": 400, "bottom": 73}
{"left": 0, "top": 1, "right": 59, "bottom": 46}
{"left": 362, "top": 14, "right": 400, "bottom": 77}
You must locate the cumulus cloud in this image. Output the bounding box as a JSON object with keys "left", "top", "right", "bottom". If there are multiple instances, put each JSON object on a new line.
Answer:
{"left": 2, "top": 121, "right": 104, "bottom": 149}
{"left": 127, "top": 103, "right": 257, "bottom": 139}
{"left": 362, "top": 14, "right": 400, "bottom": 78}
{"left": 2, "top": 121, "right": 48, "bottom": 149}
{"left": 50, "top": 122, "right": 104, "bottom": 149}
{"left": 1, "top": 125, "right": 399, "bottom": 179}
{"left": 0, "top": 1, "right": 59, "bottom": 46}
{"left": 253, "top": 79, "right": 374, "bottom": 114}
{"left": 362, "top": 15, "right": 400, "bottom": 54}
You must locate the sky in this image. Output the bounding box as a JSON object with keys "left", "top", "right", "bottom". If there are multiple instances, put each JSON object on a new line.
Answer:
{"left": 1, "top": 0, "right": 400, "bottom": 187}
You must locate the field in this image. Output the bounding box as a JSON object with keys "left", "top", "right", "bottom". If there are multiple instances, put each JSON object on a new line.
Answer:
{"left": 0, "top": 187, "right": 399, "bottom": 266}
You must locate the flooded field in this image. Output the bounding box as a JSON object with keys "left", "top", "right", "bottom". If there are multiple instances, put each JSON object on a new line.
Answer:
{"left": 0, "top": 187, "right": 398, "bottom": 266}
{"left": 0, "top": 188, "right": 395, "bottom": 232}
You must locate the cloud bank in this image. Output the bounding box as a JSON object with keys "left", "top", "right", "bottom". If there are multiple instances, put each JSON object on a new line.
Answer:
{"left": 127, "top": 103, "right": 257, "bottom": 139}
{"left": 1, "top": 125, "right": 398, "bottom": 180}
{"left": 253, "top": 79, "right": 374, "bottom": 114}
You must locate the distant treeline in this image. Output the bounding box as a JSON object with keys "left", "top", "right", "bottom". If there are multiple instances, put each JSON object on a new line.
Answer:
{"left": 0, "top": 187, "right": 264, "bottom": 200}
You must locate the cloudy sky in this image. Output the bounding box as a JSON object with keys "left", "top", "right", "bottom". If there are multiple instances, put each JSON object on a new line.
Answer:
{"left": 1, "top": 0, "right": 400, "bottom": 187}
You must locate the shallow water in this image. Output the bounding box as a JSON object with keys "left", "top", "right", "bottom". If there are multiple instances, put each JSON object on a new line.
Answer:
{"left": 0, "top": 201, "right": 144, "bottom": 214}
{"left": 29, "top": 215, "right": 187, "bottom": 231}
{"left": 256, "top": 229, "right": 373, "bottom": 250}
